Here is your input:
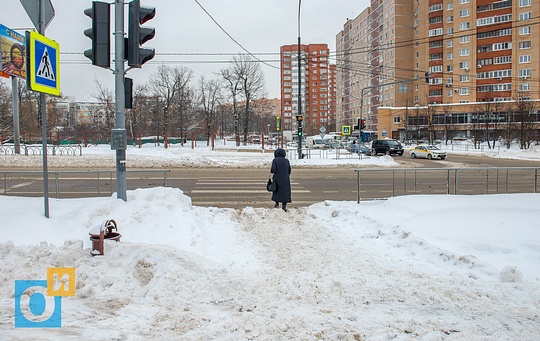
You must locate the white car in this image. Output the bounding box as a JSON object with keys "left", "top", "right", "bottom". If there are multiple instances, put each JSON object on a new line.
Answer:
{"left": 409, "top": 144, "right": 447, "bottom": 160}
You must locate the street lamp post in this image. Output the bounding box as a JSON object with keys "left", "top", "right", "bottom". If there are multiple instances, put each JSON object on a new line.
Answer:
{"left": 296, "top": 0, "right": 303, "bottom": 159}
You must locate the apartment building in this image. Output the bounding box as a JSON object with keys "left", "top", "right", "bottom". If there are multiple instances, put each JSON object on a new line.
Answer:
{"left": 337, "top": 0, "right": 540, "bottom": 140}
{"left": 279, "top": 44, "right": 336, "bottom": 137}
{"left": 335, "top": 0, "right": 415, "bottom": 132}
{"left": 419, "top": 0, "right": 539, "bottom": 105}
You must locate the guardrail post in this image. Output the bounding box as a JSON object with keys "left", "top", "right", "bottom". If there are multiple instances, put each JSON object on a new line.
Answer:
{"left": 506, "top": 169, "right": 509, "bottom": 193}
{"left": 454, "top": 169, "right": 458, "bottom": 194}
{"left": 535, "top": 168, "right": 538, "bottom": 194}
{"left": 54, "top": 172, "right": 59, "bottom": 198}
{"left": 356, "top": 170, "right": 360, "bottom": 203}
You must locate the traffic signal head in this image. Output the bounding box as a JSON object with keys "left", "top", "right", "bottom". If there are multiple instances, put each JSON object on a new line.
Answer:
{"left": 360, "top": 118, "right": 366, "bottom": 130}
{"left": 298, "top": 127, "right": 303, "bottom": 137}
{"left": 84, "top": 1, "right": 110, "bottom": 68}
{"left": 296, "top": 115, "right": 303, "bottom": 122}
{"left": 128, "top": 0, "right": 156, "bottom": 68}
{"left": 425, "top": 71, "right": 430, "bottom": 84}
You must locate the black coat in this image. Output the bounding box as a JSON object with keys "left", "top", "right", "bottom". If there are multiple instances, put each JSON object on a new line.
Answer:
{"left": 270, "top": 148, "right": 292, "bottom": 203}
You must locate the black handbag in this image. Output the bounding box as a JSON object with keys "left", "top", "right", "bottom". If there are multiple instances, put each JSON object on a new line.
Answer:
{"left": 267, "top": 178, "right": 277, "bottom": 192}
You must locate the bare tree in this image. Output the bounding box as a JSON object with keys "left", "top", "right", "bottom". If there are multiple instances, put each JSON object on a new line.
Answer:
{"left": 197, "top": 76, "right": 222, "bottom": 145}
{"left": 93, "top": 79, "right": 115, "bottom": 130}
{"left": 150, "top": 65, "right": 193, "bottom": 140}
{"left": 514, "top": 94, "right": 538, "bottom": 149}
{"left": 219, "top": 67, "right": 241, "bottom": 145}
{"left": 0, "top": 82, "right": 11, "bottom": 138}
{"left": 231, "top": 54, "right": 266, "bottom": 143}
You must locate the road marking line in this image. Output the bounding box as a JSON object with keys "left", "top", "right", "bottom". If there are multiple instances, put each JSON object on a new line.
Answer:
{"left": 191, "top": 189, "right": 311, "bottom": 194}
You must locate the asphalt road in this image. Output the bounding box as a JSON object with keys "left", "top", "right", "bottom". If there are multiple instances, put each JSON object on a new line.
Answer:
{"left": 1, "top": 154, "right": 539, "bottom": 209}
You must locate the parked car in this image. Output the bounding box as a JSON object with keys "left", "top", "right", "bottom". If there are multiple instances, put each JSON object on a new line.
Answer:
{"left": 347, "top": 142, "right": 370, "bottom": 154}
{"left": 409, "top": 144, "right": 447, "bottom": 160}
{"left": 371, "top": 139, "right": 404, "bottom": 156}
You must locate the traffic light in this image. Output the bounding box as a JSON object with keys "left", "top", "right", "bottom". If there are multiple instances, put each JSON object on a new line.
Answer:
{"left": 296, "top": 115, "right": 303, "bottom": 122}
{"left": 360, "top": 118, "right": 366, "bottom": 130}
{"left": 298, "top": 127, "right": 303, "bottom": 137}
{"left": 425, "top": 71, "right": 430, "bottom": 83}
{"left": 128, "top": 0, "right": 156, "bottom": 68}
{"left": 84, "top": 1, "right": 110, "bottom": 68}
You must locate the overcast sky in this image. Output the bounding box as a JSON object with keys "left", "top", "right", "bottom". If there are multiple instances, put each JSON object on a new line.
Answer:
{"left": 2, "top": 0, "right": 369, "bottom": 102}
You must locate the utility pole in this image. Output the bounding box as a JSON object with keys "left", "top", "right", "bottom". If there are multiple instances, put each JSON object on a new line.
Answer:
{"left": 114, "top": 0, "right": 127, "bottom": 201}
{"left": 296, "top": 0, "right": 303, "bottom": 159}
{"left": 39, "top": 0, "right": 49, "bottom": 217}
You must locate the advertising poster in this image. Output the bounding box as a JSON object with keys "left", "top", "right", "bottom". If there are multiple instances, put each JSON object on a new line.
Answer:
{"left": 0, "top": 23, "right": 26, "bottom": 79}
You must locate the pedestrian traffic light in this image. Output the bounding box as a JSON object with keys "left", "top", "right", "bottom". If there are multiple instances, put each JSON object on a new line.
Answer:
{"left": 360, "top": 118, "right": 366, "bottom": 130}
{"left": 128, "top": 0, "right": 155, "bottom": 68}
{"left": 83, "top": 1, "right": 110, "bottom": 68}
{"left": 425, "top": 71, "right": 430, "bottom": 84}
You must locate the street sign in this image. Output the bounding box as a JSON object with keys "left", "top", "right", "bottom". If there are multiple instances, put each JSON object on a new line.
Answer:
{"left": 20, "top": 0, "right": 55, "bottom": 31}
{"left": 26, "top": 30, "right": 60, "bottom": 96}
{"left": 342, "top": 125, "right": 351, "bottom": 136}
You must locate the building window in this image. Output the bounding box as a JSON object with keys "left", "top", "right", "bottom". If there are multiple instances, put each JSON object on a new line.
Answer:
{"left": 459, "top": 87, "right": 469, "bottom": 95}
{"left": 459, "top": 9, "right": 470, "bottom": 17}
{"left": 393, "top": 116, "right": 401, "bottom": 123}
{"left": 518, "top": 83, "right": 530, "bottom": 91}
{"left": 519, "top": 12, "right": 532, "bottom": 20}
{"left": 519, "top": 69, "right": 531, "bottom": 78}
{"left": 459, "top": 75, "right": 470, "bottom": 82}
{"left": 519, "top": 41, "right": 531, "bottom": 49}
{"left": 459, "top": 48, "right": 470, "bottom": 56}
{"left": 519, "top": 27, "right": 531, "bottom": 35}
{"left": 519, "top": 55, "right": 531, "bottom": 63}
{"left": 520, "top": 0, "right": 531, "bottom": 6}
{"left": 459, "top": 22, "right": 470, "bottom": 31}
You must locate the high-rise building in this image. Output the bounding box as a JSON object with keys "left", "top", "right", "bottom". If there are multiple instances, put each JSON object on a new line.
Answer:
{"left": 335, "top": 1, "right": 416, "bottom": 133}
{"left": 280, "top": 44, "right": 336, "bottom": 137}
{"left": 336, "top": 0, "right": 540, "bottom": 139}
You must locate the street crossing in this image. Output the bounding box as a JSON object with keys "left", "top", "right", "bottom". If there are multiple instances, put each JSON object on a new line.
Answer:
{"left": 187, "top": 177, "right": 314, "bottom": 209}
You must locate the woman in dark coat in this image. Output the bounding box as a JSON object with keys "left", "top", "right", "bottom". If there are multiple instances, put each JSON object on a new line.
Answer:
{"left": 270, "top": 148, "right": 292, "bottom": 211}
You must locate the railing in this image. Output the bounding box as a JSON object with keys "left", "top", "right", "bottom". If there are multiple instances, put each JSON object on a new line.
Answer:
{"left": 0, "top": 144, "right": 83, "bottom": 156}
{"left": 355, "top": 167, "right": 539, "bottom": 202}
{"left": 1, "top": 170, "right": 169, "bottom": 198}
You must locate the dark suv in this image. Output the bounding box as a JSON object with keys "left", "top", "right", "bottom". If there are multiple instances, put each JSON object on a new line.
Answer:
{"left": 371, "top": 139, "right": 404, "bottom": 156}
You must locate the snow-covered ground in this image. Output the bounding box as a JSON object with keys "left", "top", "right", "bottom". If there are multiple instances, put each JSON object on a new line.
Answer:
{"left": 1, "top": 141, "right": 539, "bottom": 340}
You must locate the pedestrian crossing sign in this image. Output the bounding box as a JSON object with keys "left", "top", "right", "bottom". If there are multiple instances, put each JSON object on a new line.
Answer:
{"left": 26, "top": 30, "right": 60, "bottom": 96}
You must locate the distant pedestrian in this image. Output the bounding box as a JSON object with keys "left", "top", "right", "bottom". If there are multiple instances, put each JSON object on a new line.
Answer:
{"left": 270, "top": 148, "right": 291, "bottom": 212}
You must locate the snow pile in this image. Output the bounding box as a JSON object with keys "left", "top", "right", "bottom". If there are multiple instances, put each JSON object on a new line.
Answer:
{"left": 1, "top": 187, "right": 539, "bottom": 339}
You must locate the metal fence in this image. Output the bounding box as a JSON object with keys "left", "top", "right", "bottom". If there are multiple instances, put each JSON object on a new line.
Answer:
{"left": 0, "top": 144, "right": 83, "bottom": 156}
{"left": 355, "top": 167, "right": 539, "bottom": 202}
{"left": 1, "top": 170, "right": 169, "bottom": 198}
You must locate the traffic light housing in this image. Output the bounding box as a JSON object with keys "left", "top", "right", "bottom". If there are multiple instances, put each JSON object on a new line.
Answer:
{"left": 425, "top": 71, "right": 430, "bottom": 83}
{"left": 296, "top": 115, "right": 303, "bottom": 122}
{"left": 360, "top": 118, "right": 366, "bottom": 130}
{"left": 128, "top": 0, "right": 156, "bottom": 68}
{"left": 298, "top": 127, "right": 303, "bottom": 137}
{"left": 84, "top": 1, "right": 110, "bottom": 68}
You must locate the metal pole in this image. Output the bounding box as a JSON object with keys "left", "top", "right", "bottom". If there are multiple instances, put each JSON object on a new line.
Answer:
{"left": 39, "top": 0, "right": 50, "bottom": 218}
{"left": 115, "top": 0, "right": 127, "bottom": 201}
{"left": 296, "top": 0, "right": 303, "bottom": 159}
{"left": 11, "top": 76, "right": 20, "bottom": 154}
